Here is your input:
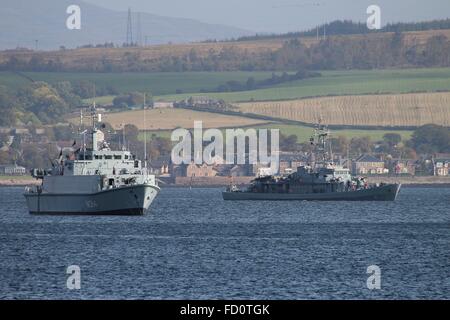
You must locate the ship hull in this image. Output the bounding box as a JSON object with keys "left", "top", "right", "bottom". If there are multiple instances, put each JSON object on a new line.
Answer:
{"left": 223, "top": 184, "right": 401, "bottom": 201}
{"left": 24, "top": 184, "right": 160, "bottom": 215}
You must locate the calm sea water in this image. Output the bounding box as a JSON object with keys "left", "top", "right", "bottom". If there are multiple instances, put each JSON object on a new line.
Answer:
{"left": 0, "top": 186, "right": 448, "bottom": 300}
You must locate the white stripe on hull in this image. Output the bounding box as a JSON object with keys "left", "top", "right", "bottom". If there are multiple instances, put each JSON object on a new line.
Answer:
{"left": 24, "top": 184, "right": 159, "bottom": 215}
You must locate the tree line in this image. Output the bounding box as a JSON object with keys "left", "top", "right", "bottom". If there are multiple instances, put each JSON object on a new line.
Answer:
{"left": 1, "top": 32, "right": 449, "bottom": 73}
{"left": 233, "top": 19, "right": 450, "bottom": 42}
{"left": 281, "top": 124, "right": 450, "bottom": 160}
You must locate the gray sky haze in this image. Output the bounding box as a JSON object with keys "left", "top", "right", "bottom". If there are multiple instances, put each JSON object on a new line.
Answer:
{"left": 84, "top": 0, "right": 450, "bottom": 33}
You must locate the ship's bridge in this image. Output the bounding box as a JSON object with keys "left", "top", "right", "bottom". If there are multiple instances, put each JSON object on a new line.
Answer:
{"left": 295, "top": 165, "right": 352, "bottom": 184}
{"left": 58, "top": 127, "right": 145, "bottom": 176}
{"left": 329, "top": 167, "right": 352, "bottom": 183}
{"left": 316, "top": 166, "right": 351, "bottom": 179}
{"left": 63, "top": 149, "right": 143, "bottom": 176}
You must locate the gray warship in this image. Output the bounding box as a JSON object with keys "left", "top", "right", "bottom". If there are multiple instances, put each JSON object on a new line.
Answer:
{"left": 24, "top": 106, "right": 160, "bottom": 215}
{"left": 223, "top": 123, "right": 401, "bottom": 201}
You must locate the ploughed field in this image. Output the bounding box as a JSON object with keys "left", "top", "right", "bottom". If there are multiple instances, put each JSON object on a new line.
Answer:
{"left": 236, "top": 92, "right": 450, "bottom": 127}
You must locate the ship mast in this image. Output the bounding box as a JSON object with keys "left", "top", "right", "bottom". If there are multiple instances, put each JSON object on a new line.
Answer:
{"left": 143, "top": 93, "right": 147, "bottom": 169}
{"left": 91, "top": 101, "right": 99, "bottom": 151}
{"left": 79, "top": 88, "right": 101, "bottom": 156}
{"left": 78, "top": 108, "right": 88, "bottom": 161}
{"left": 310, "top": 119, "right": 333, "bottom": 168}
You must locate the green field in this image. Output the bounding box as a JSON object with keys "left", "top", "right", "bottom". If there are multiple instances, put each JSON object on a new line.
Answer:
{"left": 155, "top": 68, "right": 450, "bottom": 102}
{"left": 257, "top": 124, "right": 413, "bottom": 142}
{"left": 139, "top": 123, "right": 413, "bottom": 143}
{"left": 84, "top": 95, "right": 116, "bottom": 105}
{"left": 2, "top": 68, "right": 450, "bottom": 104}
{"left": 0, "top": 72, "right": 27, "bottom": 89}
{"left": 0, "top": 71, "right": 279, "bottom": 96}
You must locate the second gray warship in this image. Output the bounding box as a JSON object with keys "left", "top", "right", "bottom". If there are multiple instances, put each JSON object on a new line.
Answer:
{"left": 24, "top": 106, "right": 160, "bottom": 215}
{"left": 223, "top": 123, "right": 401, "bottom": 201}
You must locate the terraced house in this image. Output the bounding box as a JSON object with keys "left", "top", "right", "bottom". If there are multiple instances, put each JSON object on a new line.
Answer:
{"left": 0, "top": 164, "right": 26, "bottom": 176}
{"left": 433, "top": 154, "right": 450, "bottom": 176}
{"left": 352, "top": 155, "right": 388, "bottom": 175}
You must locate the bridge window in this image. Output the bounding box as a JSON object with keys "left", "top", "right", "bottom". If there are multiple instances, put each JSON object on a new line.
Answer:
{"left": 94, "top": 155, "right": 103, "bottom": 160}
{"left": 114, "top": 155, "right": 122, "bottom": 160}
{"left": 105, "top": 155, "right": 112, "bottom": 160}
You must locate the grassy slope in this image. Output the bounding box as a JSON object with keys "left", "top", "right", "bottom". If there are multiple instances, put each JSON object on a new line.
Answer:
{"left": 139, "top": 123, "right": 413, "bottom": 143}
{"left": 257, "top": 124, "right": 413, "bottom": 142}
{"left": 0, "top": 71, "right": 280, "bottom": 95}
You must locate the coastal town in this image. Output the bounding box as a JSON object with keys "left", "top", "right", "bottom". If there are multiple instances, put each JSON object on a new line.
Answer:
{"left": 1, "top": 120, "right": 449, "bottom": 187}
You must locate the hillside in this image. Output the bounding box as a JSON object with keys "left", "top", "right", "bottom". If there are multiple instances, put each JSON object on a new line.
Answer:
{"left": 2, "top": 68, "right": 449, "bottom": 102}
{"left": 0, "top": 0, "right": 251, "bottom": 50}
{"left": 0, "top": 71, "right": 278, "bottom": 95}
{"left": 1, "top": 28, "right": 450, "bottom": 72}
{"left": 235, "top": 19, "right": 450, "bottom": 41}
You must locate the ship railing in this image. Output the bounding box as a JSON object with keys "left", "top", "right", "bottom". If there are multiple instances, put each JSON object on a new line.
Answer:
{"left": 24, "top": 185, "right": 42, "bottom": 194}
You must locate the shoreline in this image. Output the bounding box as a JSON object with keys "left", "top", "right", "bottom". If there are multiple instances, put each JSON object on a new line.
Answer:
{"left": 2, "top": 176, "right": 449, "bottom": 189}
{"left": 167, "top": 175, "right": 450, "bottom": 188}
{"left": 0, "top": 177, "right": 39, "bottom": 187}
{"left": 162, "top": 183, "right": 450, "bottom": 188}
